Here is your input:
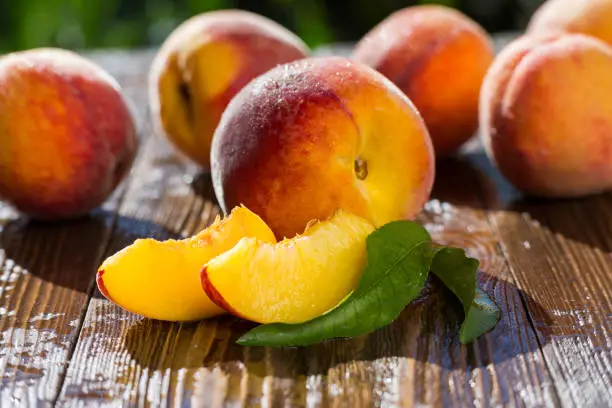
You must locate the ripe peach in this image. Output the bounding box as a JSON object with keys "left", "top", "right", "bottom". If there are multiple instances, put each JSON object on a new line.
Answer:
{"left": 528, "top": 0, "right": 612, "bottom": 46}
{"left": 210, "top": 56, "right": 435, "bottom": 239}
{"left": 0, "top": 48, "right": 137, "bottom": 219}
{"left": 97, "top": 206, "right": 276, "bottom": 322}
{"left": 479, "top": 34, "right": 612, "bottom": 197}
{"left": 352, "top": 5, "right": 494, "bottom": 156}
{"left": 149, "top": 10, "right": 310, "bottom": 168}
{"left": 202, "top": 210, "right": 374, "bottom": 324}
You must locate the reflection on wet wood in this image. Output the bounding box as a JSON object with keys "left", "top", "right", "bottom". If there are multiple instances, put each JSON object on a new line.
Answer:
{"left": 467, "top": 149, "right": 612, "bottom": 406}
{"left": 0, "top": 211, "right": 113, "bottom": 406}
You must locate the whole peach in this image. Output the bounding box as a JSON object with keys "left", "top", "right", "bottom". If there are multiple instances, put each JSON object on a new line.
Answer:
{"left": 480, "top": 34, "right": 612, "bottom": 197}
{"left": 211, "top": 57, "right": 435, "bottom": 239}
{"left": 528, "top": 0, "right": 612, "bottom": 46}
{"left": 149, "top": 10, "right": 310, "bottom": 168}
{"left": 0, "top": 48, "right": 137, "bottom": 219}
{"left": 353, "top": 5, "right": 494, "bottom": 157}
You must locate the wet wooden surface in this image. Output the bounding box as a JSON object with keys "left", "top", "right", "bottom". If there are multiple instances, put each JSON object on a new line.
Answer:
{"left": 0, "top": 34, "right": 611, "bottom": 407}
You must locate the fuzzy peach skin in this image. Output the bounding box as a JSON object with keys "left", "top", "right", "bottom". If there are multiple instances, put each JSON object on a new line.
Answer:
{"left": 352, "top": 5, "right": 494, "bottom": 156}
{"left": 211, "top": 56, "right": 435, "bottom": 239}
{"left": 480, "top": 34, "right": 612, "bottom": 197}
{"left": 0, "top": 48, "right": 137, "bottom": 219}
{"left": 149, "top": 10, "right": 309, "bottom": 168}
{"left": 528, "top": 0, "right": 612, "bottom": 46}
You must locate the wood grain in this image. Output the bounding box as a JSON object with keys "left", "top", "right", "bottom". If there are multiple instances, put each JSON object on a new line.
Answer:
{"left": 469, "top": 150, "right": 612, "bottom": 407}
{"left": 0, "top": 51, "right": 151, "bottom": 407}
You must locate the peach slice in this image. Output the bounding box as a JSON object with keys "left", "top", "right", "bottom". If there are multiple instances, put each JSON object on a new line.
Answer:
{"left": 97, "top": 206, "right": 276, "bottom": 321}
{"left": 201, "top": 210, "right": 375, "bottom": 324}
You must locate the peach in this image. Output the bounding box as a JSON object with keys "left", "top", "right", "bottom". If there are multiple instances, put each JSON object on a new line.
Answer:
{"left": 97, "top": 206, "right": 276, "bottom": 322}
{"left": 0, "top": 48, "right": 137, "bottom": 219}
{"left": 201, "top": 210, "right": 374, "bottom": 324}
{"left": 149, "top": 10, "right": 310, "bottom": 168}
{"left": 211, "top": 56, "right": 435, "bottom": 239}
{"left": 352, "top": 5, "right": 494, "bottom": 156}
{"left": 528, "top": 0, "right": 612, "bottom": 46}
{"left": 479, "top": 34, "right": 612, "bottom": 197}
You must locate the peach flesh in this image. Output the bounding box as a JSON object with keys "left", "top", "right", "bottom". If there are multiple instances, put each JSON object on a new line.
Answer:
{"left": 201, "top": 210, "right": 375, "bottom": 324}
{"left": 96, "top": 206, "right": 276, "bottom": 322}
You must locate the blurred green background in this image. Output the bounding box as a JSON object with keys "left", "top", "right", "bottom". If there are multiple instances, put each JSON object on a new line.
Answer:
{"left": 0, "top": 0, "right": 545, "bottom": 52}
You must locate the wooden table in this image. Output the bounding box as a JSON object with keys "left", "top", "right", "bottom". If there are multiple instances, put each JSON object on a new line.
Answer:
{"left": 1, "top": 34, "right": 611, "bottom": 407}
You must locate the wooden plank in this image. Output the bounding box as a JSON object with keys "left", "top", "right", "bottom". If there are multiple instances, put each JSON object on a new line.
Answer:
{"left": 56, "top": 121, "right": 557, "bottom": 405}
{"left": 469, "top": 151, "right": 612, "bottom": 406}
{"left": 0, "top": 202, "right": 116, "bottom": 407}
{"left": 0, "top": 51, "right": 153, "bottom": 406}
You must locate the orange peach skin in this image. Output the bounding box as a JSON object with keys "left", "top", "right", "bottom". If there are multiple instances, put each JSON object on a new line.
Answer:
{"left": 528, "top": 0, "right": 612, "bottom": 46}
{"left": 0, "top": 48, "right": 137, "bottom": 219}
{"left": 353, "top": 5, "right": 494, "bottom": 156}
{"left": 211, "top": 56, "right": 435, "bottom": 239}
{"left": 149, "top": 10, "right": 309, "bottom": 168}
{"left": 480, "top": 34, "right": 612, "bottom": 197}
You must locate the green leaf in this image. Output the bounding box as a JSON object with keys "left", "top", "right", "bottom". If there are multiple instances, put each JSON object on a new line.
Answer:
{"left": 430, "top": 248, "right": 501, "bottom": 344}
{"left": 237, "top": 221, "right": 501, "bottom": 348}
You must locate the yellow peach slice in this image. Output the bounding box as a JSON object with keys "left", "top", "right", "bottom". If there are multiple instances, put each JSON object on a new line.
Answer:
{"left": 97, "top": 206, "right": 276, "bottom": 321}
{"left": 201, "top": 210, "right": 375, "bottom": 324}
